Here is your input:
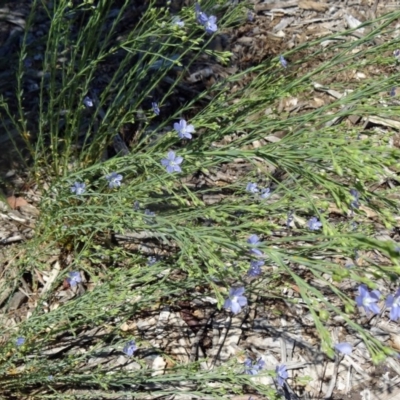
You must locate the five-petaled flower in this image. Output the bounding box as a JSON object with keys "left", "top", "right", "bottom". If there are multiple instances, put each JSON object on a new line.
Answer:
{"left": 224, "top": 287, "right": 248, "bottom": 314}
{"left": 70, "top": 182, "right": 86, "bottom": 195}
{"left": 334, "top": 342, "right": 353, "bottom": 355}
{"left": 246, "top": 182, "right": 259, "bottom": 193}
{"left": 244, "top": 358, "right": 265, "bottom": 375}
{"left": 247, "top": 260, "right": 264, "bottom": 277}
{"left": 276, "top": 364, "right": 288, "bottom": 387}
{"left": 386, "top": 289, "right": 400, "bottom": 321}
{"left": 174, "top": 119, "right": 195, "bottom": 140}
{"left": 67, "top": 271, "right": 82, "bottom": 287}
{"left": 161, "top": 151, "right": 183, "bottom": 173}
{"left": 308, "top": 217, "right": 322, "bottom": 231}
{"left": 16, "top": 337, "right": 25, "bottom": 347}
{"left": 83, "top": 96, "right": 93, "bottom": 108}
{"left": 106, "top": 172, "right": 123, "bottom": 189}
{"left": 279, "top": 55, "right": 288, "bottom": 68}
{"left": 152, "top": 102, "right": 160, "bottom": 116}
{"left": 356, "top": 284, "right": 381, "bottom": 315}
{"left": 247, "top": 234, "right": 263, "bottom": 257}
{"left": 122, "top": 340, "right": 137, "bottom": 357}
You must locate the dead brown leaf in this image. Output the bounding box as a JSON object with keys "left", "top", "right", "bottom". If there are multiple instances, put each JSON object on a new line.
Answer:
{"left": 6, "top": 196, "right": 28, "bottom": 210}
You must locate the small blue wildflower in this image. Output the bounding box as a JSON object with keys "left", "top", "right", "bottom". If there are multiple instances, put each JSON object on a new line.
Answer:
{"left": 260, "top": 187, "right": 271, "bottom": 199}
{"left": 204, "top": 15, "right": 218, "bottom": 34}
{"left": 106, "top": 172, "right": 123, "bottom": 189}
{"left": 174, "top": 119, "right": 195, "bottom": 140}
{"left": 247, "top": 260, "right": 264, "bottom": 277}
{"left": 394, "top": 49, "right": 400, "bottom": 60}
{"left": 83, "top": 96, "right": 93, "bottom": 108}
{"left": 67, "top": 271, "right": 82, "bottom": 287}
{"left": 247, "top": 11, "right": 254, "bottom": 22}
{"left": 390, "top": 87, "right": 397, "bottom": 97}
{"left": 386, "top": 289, "right": 400, "bottom": 321}
{"left": 334, "top": 342, "right": 353, "bottom": 355}
{"left": 308, "top": 217, "right": 322, "bottom": 231}
{"left": 223, "top": 287, "right": 247, "bottom": 314}
{"left": 279, "top": 55, "right": 288, "bottom": 68}
{"left": 350, "top": 189, "right": 360, "bottom": 209}
{"left": 246, "top": 182, "right": 259, "bottom": 193}
{"left": 147, "top": 256, "right": 157, "bottom": 266}
{"left": 152, "top": 102, "right": 160, "bottom": 116}
{"left": 161, "top": 151, "right": 183, "bottom": 173}
{"left": 275, "top": 364, "right": 288, "bottom": 387}
{"left": 195, "top": 3, "right": 208, "bottom": 25}
{"left": 356, "top": 284, "right": 381, "bottom": 315}
{"left": 172, "top": 16, "right": 185, "bottom": 27}
{"left": 247, "top": 234, "right": 263, "bottom": 257}
{"left": 122, "top": 340, "right": 137, "bottom": 357}
{"left": 244, "top": 358, "right": 265, "bottom": 375}
{"left": 16, "top": 337, "right": 25, "bottom": 347}
{"left": 70, "top": 182, "right": 86, "bottom": 195}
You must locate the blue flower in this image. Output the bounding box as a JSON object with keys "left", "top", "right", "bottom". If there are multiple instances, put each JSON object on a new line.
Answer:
{"left": 122, "top": 340, "right": 137, "bottom": 357}
{"left": 152, "top": 102, "right": 160, "bottom": 116}
{"left": 279, "top": 55, "right": 288, "bottom": 68}
{"left": 106, "top": 172, "right": 123, "bottom": 189}
{"left": 246, "top": 182, "right": 259, "bottom": 193}
{"left": 223, "top": 287, "right": 247, "bottom": 314}
{"left": 386, "top": 289, "right": 400, "bottom": 321}
{"left": 67, "top": 271, "right": 82, "bottom": 287}
{"left": 147, "top": 256, "right": 157, "bottom": 266}
{"left": 247, "top": 234, "right": 263, "bottom": 257}
{"left": 195, "top": 3, "right": 208, "bottom": 25}
{"left": 244, "top": 358, "right": 265, "bottom": 375}
{"left": 83, "top": 96, "right": 93, "bottom": 108}
{"left": 70, "top": 182, "right": 86, "bottom": 195}
{"left": 308, "top": 217, "right": 322, "bottom": 231}
{"left": 172, "top": 16, "right": 185, "bottom": 27}
{"left": 16, "top": 337, "right": 25, "bottom": 346}
{"left": 260, "top": 187, "right": 271, "bottom": 199}
{"left": 276, "top": 364, "right": 288, "bottom": 387}
{"left": 204, "top": 15, "right": 218, "bottom": 34}
{"left": 356, "top": 284, "right": 381, "bottom": 315}
{"left": 174, "top": 119, "right": 195, "bottom": 140}
{"left": 247, "top": 260, "right": 264, "bottom": 277}
{"left": 390, "top": 87, "right": 397, "bottom": 97}
{"left": 394, "top": 49, "right": 400, "bottom": 60}
{"left": 350, "top": 189, "right": 360, "bottom": 209}
{"left": 161, "top": 151, "right": 183, "bottom": 173}
{"left": 334, "top": 342, "right": 353, "bottom": 355}
{"left": 195, "top": 3, "right": 217, "bottom": 34}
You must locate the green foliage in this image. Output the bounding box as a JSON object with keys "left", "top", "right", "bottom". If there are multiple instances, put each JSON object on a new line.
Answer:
{"left": 1, "top": 0, "right": 400, "bottom": 398}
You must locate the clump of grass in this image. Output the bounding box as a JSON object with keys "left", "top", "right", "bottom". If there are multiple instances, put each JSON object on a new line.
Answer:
{"left": 1, "top": 0, "right": 400, "bottom": 398}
